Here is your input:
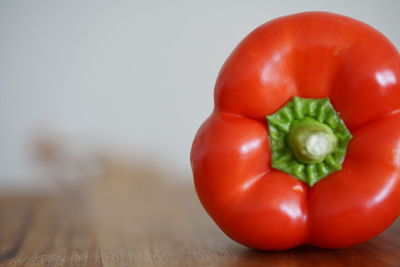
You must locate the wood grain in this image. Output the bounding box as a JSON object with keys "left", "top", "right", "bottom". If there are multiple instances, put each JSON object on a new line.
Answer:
{"left": 0, "top": 159, "right": 399, "bottom": 266}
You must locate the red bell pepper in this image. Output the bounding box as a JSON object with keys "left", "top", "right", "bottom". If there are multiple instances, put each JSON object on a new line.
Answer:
{"left": 191, "top": 12, "right": 400, "bottom": 250}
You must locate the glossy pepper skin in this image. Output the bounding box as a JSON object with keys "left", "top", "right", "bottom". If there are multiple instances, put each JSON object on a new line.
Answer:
{"left": 190, "top": 12, "right": 400, "bottom": 250}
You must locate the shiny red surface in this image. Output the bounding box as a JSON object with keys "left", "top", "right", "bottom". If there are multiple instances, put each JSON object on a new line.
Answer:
{"left": 190, "top": 12, "right": 400, "bottom": 250}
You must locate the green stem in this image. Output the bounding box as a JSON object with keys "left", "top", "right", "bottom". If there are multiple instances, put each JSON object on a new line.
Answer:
{"left": 266, "top": 97, "right": 352, "bottom": 186}
{"left": 288, "top": 117, "right": 337, "bottom": 164}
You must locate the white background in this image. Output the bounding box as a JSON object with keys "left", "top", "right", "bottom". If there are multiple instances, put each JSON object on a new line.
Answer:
{"left": 1, "top": 0, "right": 399, "bottom": 188}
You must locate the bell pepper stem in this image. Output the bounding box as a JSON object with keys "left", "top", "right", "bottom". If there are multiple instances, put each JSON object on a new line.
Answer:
{"left": 288, "top": 117, "right": 337, "bottom": 164}
{"left": 266, "top": 97, "right": 352, "bottom": 186}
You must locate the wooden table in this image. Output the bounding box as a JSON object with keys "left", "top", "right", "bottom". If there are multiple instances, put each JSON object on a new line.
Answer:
{"left": 0, "top": 161, "right": 399, "bottom": 266}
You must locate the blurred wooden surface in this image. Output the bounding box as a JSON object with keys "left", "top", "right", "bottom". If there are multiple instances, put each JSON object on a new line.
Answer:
{"left": 0, "top": 164, "right": 399, "bottom": 266}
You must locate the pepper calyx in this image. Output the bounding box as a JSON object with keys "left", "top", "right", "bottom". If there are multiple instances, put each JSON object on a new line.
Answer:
{"left": 266, "top": 97, "right": 352, "bottom": 186}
